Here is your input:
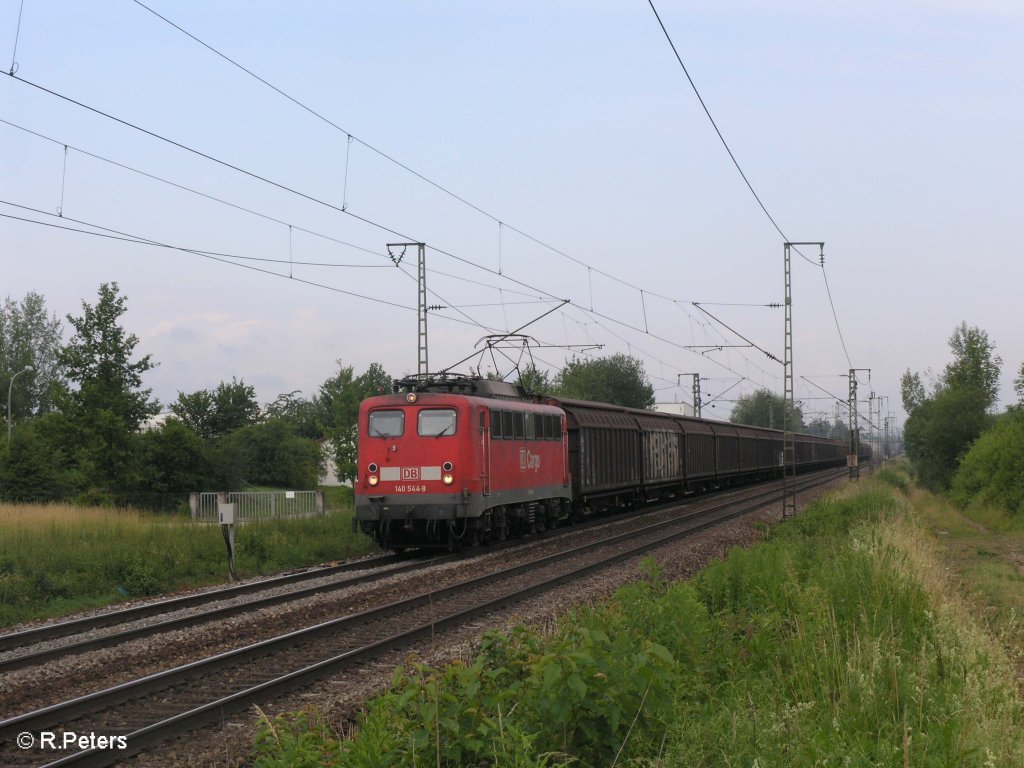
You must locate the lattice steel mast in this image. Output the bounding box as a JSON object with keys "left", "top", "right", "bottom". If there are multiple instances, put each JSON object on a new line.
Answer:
{"left": 782, "top": 242, "right": 823, "bottom": 518}
{"left": 847, "top": 368, "right": 870, "bottom": 479}
{"left": 388, "top": 242, "right": 429, "bottom": 375}
{"left": 678, "top": 373, "right": 702, "bottom": 417}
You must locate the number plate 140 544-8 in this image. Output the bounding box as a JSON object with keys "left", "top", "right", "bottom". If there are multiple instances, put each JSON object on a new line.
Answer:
{"left": 394, "top": 484, "right": 427, "bottom": 493}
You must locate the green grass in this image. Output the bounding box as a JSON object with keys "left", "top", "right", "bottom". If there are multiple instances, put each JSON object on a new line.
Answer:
{"left": 251, "top": 470, "right": 1024, "bottom": 767}
{"left": 0, "top": 488, "right": 379, "bottom": 628}
{"left": 910, "top": 485, "right": 1024, "bottom": 677}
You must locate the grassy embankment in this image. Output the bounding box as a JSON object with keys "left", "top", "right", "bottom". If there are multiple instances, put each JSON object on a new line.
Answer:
{"left": 0, "top": 486, "right": 379, "bottom": 628}
{"left": 252, "top": 466, "right": 1024, "bottom": 767}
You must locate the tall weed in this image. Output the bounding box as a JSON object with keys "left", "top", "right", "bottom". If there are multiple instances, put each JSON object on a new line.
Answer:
{"left": 0, "top": 500, "right": 376, "bottom": 626}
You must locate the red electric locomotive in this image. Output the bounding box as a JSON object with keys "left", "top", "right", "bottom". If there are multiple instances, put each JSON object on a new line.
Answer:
{"left": 354, "top": 375, "right": 571, "bottom": 550}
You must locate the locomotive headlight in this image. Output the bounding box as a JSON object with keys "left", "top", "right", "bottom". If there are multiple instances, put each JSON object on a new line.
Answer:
{"left": 442, "top": 474, "right": 453, "bottom": 485}
{"left": 368, "top": 475, "right": 379, "bottom": 487}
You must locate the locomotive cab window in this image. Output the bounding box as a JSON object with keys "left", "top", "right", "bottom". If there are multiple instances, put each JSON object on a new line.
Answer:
{"left": 419, "top": 408, "right": 457, "bottom": 437}
{"left": 368, "top": 410, "right": 404, "bottom": 437}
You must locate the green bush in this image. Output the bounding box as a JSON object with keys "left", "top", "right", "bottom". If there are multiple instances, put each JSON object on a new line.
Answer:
{"left": 254, "top": 563, "right": 688, "bottom": 767}
{"left": 952, "top": 411, "right": 1024, "bottom": 515}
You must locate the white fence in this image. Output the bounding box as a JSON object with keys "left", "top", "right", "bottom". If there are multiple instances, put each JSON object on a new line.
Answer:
{"left": 190, "top": 491, "right": 324, "bottom": 523}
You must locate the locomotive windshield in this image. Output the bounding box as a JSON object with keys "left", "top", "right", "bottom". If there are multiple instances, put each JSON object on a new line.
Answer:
{"left": 368, "top": 409, "right": 404, "bottom": 437}
{"left": 419, "top": 408, "right": 457, "bottom": 437}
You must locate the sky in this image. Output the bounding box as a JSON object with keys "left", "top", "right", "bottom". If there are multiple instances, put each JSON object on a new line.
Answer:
{"left": 3, "top": 0, "right": 1022, "bottom": 434}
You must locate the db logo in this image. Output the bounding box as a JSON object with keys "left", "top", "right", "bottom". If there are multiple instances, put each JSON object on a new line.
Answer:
{"left": 401, "top": 467, "right": 420, "bottom": 480}
{"left": 519, "top": 449, "right": 541, "bottom": 472}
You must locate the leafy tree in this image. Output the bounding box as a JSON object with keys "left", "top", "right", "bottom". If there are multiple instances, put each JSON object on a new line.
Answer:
{"left": 830, "top": 418, "right": 850, "bottom": 442}
{"left": 1, "top": 291, "right": 64, "bottom": 424}
{"left": 942, "top": 322, "right": 1001, "bottom": 409}
{"left": 904, "top": 387, "right": 990, "bottom": 491}
{"left": 804, "top": 417, "right": 832, "bottom": 438}
{"left": 517, "top": 364, "right": 553, "bottom": 395}
{"left": 729, "top": 389, "right": 803, "bottom": 430}
{"left": 170, "top": 378, "right": 260, "bottom": 439}
{"left": 263, "top": 390, "right": 323, "bottom": 440}
{"left": 318, "top": 361, "right": 392, "bottom": 484}
{"left": 132, "top": 418, "right": 219, "bottom": 498}
{"left": 1014, "top": 362, "right": 1024, "bottom": 405}
{"left": 0, "top": 414, "right": 75, "bottom": 502}
{"left": 554, "top": 354, "right": 654, "bottom": 409}
{"left": 222, "top": 419, "right": 322, "bottom": 489}
{"left": 900, "top": 370, "right": 927, "bottom": 414}
{"left": 902, "top": 322, "right": 1001, "bottom": 491}
{"left": 170, "top": 389, "right": 214, "bottom": 436}
{"left": 58, "top": 282, "right": 159, "bottom": 493}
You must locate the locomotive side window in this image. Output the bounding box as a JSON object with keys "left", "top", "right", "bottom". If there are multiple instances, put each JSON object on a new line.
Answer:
{"left": 419, "top": 408, "right": 457, "bottom": 437}
{"left": 489, "top": 409, "right": 502, "bottom": 439}
{"left": 368, "top": 410, "right": 404, "bottom": 437}
{"left": 524, "top": 412, "right": 535, "bottom": 440}
{"left": 513, "top": 412, "right": 524, "bottom": 440}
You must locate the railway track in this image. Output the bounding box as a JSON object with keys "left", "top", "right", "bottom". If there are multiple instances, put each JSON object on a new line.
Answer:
{"left": 0, "top": 552, "right": 433, "bottom": 673}
{"left": 0, "top": 468, "right": 844, "bottom": 767}
{"left": 0, "top": 493, "right": 705, "bottom": 675}
{"left": 0, "top": 469, "right": 827, "bottom": 675}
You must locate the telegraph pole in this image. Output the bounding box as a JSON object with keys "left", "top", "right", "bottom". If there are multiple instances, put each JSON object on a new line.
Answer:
{"left": 388, "top": 242, "right": 428, "bottom": 375}
{"left": 782, "top": 242, "right": 823, "bottom": 518}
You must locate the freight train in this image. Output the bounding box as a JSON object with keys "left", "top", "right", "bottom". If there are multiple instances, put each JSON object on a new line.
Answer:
{"left": 354, "top": 375, "right": 868, "bottom": 550}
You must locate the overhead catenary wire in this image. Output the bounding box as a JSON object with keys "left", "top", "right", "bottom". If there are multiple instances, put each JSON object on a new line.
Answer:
{"left": 3, "top": 64, "right": 797, "bottom": 399}
{"left": 6, "top": 0, "right": 25, "bottom": 74}
{"left": 800, "top": 375, "right": 874, "bottom": 426}
{"left": 3, "top": 9, "right": 857, "bottom": 403}
{"left": 0, "top": 204, "right": 418, "bottom": 313}
{"left": 0, "top": 197, "right": 582, "bottom": 377}
{"left": 124, "top": 1, "right": 790, "bottom": 314}
{"left": 0, "top": 82, "right": 569, "bottom": 311}
{"left": 2, "top": 80, "right": 779, "bottom": 393}
{"left": 645, "top": 0, "right": 807, "bottom": 261}
{"left": 646, "top": 0, "right": 857, "bottom": 371}
{"left": 5, "top": 115, "right": 564, "bottom": 303}
{"left": 128, "top": 0, "right": 667, "bottom": 300}
{"left": 0, "top": 117, "right": 390, "bottom": 263}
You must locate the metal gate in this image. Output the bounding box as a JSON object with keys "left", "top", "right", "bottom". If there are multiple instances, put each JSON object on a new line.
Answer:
{"left": 190, "top": 491, "right": 324, "bottom": 523}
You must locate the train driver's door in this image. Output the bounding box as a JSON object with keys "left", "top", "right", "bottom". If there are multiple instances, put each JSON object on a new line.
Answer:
{"left": 481, "top": 408, "right": 491, "bottom": 496}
